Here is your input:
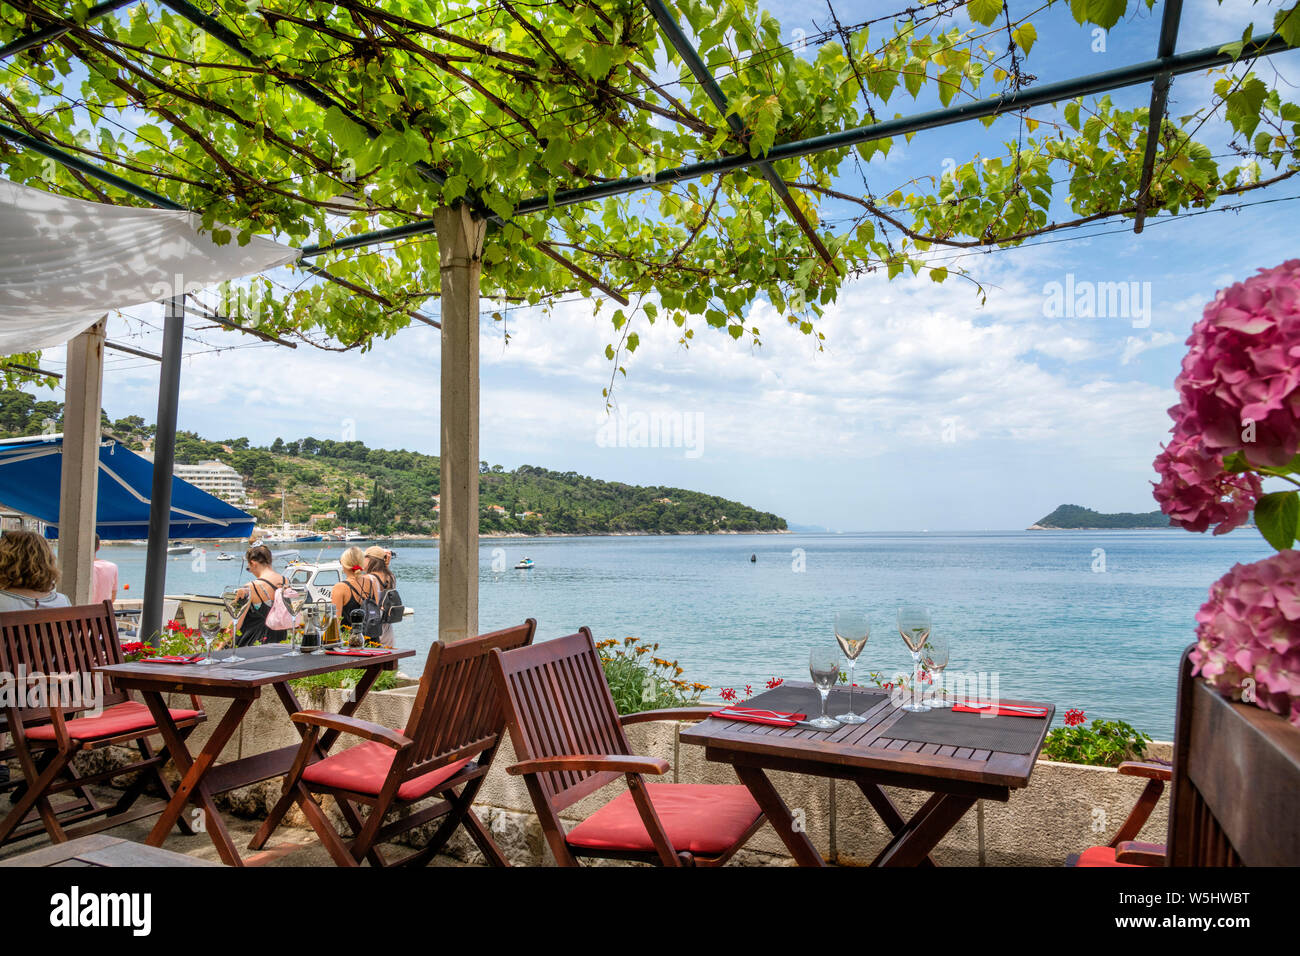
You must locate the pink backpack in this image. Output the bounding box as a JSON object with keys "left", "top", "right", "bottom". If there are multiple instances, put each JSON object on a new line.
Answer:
{"left": 265, "top": 583, "right": 301, "bottom": 630}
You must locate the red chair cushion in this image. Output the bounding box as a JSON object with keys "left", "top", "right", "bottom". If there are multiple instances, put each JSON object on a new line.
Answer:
{"left": 25, "top": 701, "right": 201, "bottom": 743}
{"left": 567, "top": 783, "right": 762, "bottom": 857}
{"left": 301, "top": 740, "right": 471, "bottom": 802}
{"left": 1075, "top": 845, "right": 1137, "bottom": 867}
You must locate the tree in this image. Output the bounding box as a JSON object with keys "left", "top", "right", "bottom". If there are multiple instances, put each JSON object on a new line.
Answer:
{"left": 2, "top": 1, "right": 1295, "bottom": 390}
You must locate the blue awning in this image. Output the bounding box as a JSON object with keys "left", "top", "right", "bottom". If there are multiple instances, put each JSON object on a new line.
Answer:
{"left": 0, "top": 436, "right": 254, "bottom": 540}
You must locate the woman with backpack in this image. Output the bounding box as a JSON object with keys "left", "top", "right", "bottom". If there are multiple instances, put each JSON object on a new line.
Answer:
{"left": 234, "top": 545, "right": 290, "bottom": 646}
{"left": 363, "top": 546, "right": 399, "bottom": 647}
{"left": 331, "top": 546, "right": 383, "bottom": 644}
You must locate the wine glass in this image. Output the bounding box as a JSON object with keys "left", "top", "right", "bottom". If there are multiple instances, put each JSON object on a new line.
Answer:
{"left": 196, "top": 610, "right": 221, "bottom": 666}
{"left": 833, "top": 611, "right": 870, "bottom": 724}
{"left": 221, "top": 587, "right": 249, "bottom": 663}
{"left": 922, "top": 631, "right": 950, "bottom": 707}
{"left": 897, "top": 605, "right": 932, "bottom": 712}
{"left": 808, "top": 648, "right": 842, "bottom": 731}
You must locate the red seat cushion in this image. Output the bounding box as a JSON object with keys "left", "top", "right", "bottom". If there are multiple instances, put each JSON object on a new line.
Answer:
{"left": 567, "top": 783, "right": 762, "bottom": 857}
{"left": 1075, "top": 845, "right": 1137, "bottom": 867}
{"left": 301, "top": 740, "right": 471, "bottom": 802}
{"left": 25, "top": 700, "right": 201, "bottom": 743}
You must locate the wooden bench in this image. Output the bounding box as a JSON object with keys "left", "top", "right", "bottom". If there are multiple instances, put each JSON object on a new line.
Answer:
{"left": 0, "top": 601, "right": 205, "bottom": 847}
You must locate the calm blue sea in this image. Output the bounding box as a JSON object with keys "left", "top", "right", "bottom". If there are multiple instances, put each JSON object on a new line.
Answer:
{"left": 101, "top": 530, "right": 1274, "bottom": 739}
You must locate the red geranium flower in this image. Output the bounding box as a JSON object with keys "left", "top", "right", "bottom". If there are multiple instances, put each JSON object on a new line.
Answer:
{"left": 766, "top": 677, "right": 784, "bottom": 689}
{"left": 720, "top": 688, "right": 737, "bottom": 702}
{"left": 1064, "top": 708, "right": 1086, "bottom": 727}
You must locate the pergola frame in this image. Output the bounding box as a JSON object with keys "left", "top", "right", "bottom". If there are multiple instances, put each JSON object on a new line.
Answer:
{"left": 0, "top": 1, "right": 1293, "bottom": 643}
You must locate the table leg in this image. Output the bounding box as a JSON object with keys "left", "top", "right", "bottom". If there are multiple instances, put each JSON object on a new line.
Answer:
{"left": 140, "top": 691, "right": 252, "bottom": 867}
{"left": 856, "top": 780, "right": 937, "bottom": 867}
{"left": 733, "top": 764, "right": 825, "bottom": 867}
{"left": 870, "top": 792, "right": 976, "bottom": 867}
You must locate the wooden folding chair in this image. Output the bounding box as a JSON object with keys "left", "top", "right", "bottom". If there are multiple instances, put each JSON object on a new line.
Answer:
{"left": 251, "top": 619, "right": 537, "bottom": 866}
{"left": 1070, "top": 643, "right": 1300, "bottom": 866}
{"left": 0, "top": 601, "right": 205, "bottom": 847}
{"left": 491, "top": 627, "right": 767, "bottom": 867}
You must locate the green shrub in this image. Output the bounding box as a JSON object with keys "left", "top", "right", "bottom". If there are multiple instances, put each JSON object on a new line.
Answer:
{"left": 596, "top": 637, "right": 708, "bottom": 715}
{"left": 1042, "top": 718, "right": 1152, "bottom": 768}
{"left": 290, "top": 668, "right": 401, "bottom": 694}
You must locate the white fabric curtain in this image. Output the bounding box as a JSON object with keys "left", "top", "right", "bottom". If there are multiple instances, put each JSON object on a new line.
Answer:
{"left": 0, "top": 178, "right": 300, "bottom": 353}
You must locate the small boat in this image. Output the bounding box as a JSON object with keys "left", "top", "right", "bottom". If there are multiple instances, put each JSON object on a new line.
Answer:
{"left": 215, "top": 552, "right": 235, "bottom": 561}
{"left": 514, "top": 558, "right": 535, "bottom": 570}
{"left": 167, "top": 544, "right": 193, "bottom": 555}
{"left": 343, "top": 531, "right": 367, "bottom": 542}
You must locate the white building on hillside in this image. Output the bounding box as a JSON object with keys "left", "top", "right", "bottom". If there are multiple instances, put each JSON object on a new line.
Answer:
{"left": 173, "top": 460, "right": 250, "bottom": 506}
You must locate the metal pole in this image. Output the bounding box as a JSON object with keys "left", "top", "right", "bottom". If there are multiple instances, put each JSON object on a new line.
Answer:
{"left": 642, "top": 0, "right": 838, "bottom": 271}
{"left": 140, "top": 295, "right": 185, "bottom": 641}
{"left": 1133, "top": 0, "right": 1185, "bottom": 233}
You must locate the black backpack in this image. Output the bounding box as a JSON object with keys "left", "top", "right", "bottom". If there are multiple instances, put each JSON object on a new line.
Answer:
{"left": 380, "top": 586, "right": 405, "bottom": 625}
{"left": 347, "top": 580, "right": 385, "bottom": 641}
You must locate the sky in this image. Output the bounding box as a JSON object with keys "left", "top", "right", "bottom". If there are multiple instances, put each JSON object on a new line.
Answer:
{"left": 10, "top": 0, "right": 1300, "bottom": 531}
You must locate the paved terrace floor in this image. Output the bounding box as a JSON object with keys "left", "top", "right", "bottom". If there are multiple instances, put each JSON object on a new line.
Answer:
{"left": 0, "top": 787, "right": 473, "bottom": 867}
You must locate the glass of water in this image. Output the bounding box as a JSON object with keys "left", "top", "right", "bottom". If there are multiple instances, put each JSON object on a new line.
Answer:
{"left": 923, "top": 631, "right": 951, "bottom": 707}
{"left": 808, "top": 648, "right": 842, "bottom": 731}
{"left": 196, "top": 610, "right": 221, "bottom": 665}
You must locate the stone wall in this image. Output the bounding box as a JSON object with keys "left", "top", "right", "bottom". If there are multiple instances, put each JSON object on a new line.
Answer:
{"left": 157, "top": 683, "right": 1169, "bottom": 867}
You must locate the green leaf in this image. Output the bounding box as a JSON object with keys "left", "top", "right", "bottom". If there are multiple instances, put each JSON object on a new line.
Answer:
{"left": 968, "top": 0, "right": 1003, "bottom": 26}
{"left": 1011, "top": 23, "right": 1037, "bottom": 55}
{"left": 1255, "top": 491, "right": 1300, "bottom": 550}
{"left": 1276, "top": 5, "right": 1300, "bottom": 48}
{"left": 442, "top": 175, "right": 469, "bottom": 203}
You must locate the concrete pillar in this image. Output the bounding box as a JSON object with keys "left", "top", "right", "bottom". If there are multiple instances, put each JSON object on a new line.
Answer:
{"left": 433, "top": 205, "right": 485, "bottom": 643}
{"left": 58, "top": 317, "right": 106, "bottom": 604}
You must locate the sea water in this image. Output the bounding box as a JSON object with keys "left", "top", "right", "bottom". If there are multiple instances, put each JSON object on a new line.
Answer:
{"left": 100, "top": 529, "right": 1274, "bottom": 738}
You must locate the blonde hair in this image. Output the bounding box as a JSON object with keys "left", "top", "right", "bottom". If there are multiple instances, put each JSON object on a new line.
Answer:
{"left": 0, "top": 530, "right": 60, "bottom": 593}
{"left": 339, "top": 546, "right": 366, "bottom": 575}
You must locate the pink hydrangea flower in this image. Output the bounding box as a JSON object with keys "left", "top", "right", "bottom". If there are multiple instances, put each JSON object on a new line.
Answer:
{"left": 1169, "top": 259, "right": 1300, "bottom": 468}
{"left": 1192, "top": 551, "right": 1300, "bottom": 727}
{"left": 1152, "top": 432, "right": 1261, "bottom": 534}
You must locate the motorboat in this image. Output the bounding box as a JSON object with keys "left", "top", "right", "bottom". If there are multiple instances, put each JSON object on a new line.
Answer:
{"left": 514, "top": 557, "right": 535, "bottom": 570}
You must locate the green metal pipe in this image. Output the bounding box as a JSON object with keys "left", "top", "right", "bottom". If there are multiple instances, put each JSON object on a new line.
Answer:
{"left": 0, "top": 119, "right": 184, "bottom": 209}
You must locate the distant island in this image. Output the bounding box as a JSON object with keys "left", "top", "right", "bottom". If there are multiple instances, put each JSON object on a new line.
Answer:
{"left": 1029, "top": 504, "right": 1173, "bottom": 530}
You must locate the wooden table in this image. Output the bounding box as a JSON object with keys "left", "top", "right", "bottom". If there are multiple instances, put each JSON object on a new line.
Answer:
{"left": 95, "top": 644, "right": 414, "bottom": 867}
{"left": 0, "top": 833, "right": 219, "bottom": 867}
{"left": 680, "top": 681, "right": 1054, "bottom": 866}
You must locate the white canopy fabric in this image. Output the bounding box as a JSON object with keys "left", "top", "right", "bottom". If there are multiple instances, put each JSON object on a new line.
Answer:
{"left": 0, "top": 178, "right": 300, "bottom": 353}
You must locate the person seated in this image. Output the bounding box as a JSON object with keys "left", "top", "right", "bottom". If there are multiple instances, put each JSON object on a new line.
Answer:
{"left": 0, "top": 530, "right": 71, "bottom": 613}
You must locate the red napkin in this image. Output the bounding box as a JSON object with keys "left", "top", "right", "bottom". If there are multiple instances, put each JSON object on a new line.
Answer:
{"left": 952, "top": 701, "right": 1048, "bottom": 718}
{"left": 140, "top": 654, "right": 204, "bottom": 665}
{"left": 712, "top": 706, "right": 807, "bottom": 727}
{"left": 325, "top": 648, "right": 391, "bottom": 657}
